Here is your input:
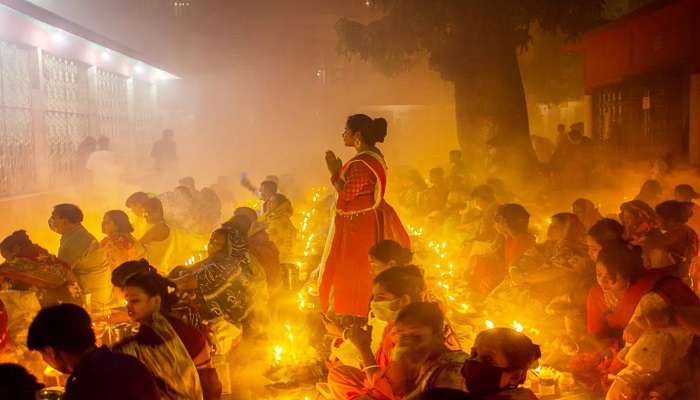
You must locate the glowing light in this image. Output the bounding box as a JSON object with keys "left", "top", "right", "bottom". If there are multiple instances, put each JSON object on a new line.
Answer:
{"left": 133, "top": 64, "right": 144, "bottom": 74}
{"left": 485, "top": 320, "right": 495, "bottom": 329}
{"left": 51, "top": 32, "right": 66, "bottom": 45}
{"left": 273, "top": 345, "right": 283, "bottom": 363}
{"left": 44, "top": 365, "right": 62, "bottom": 376}
{"left": 513, "top": 320, "right": 524, "bottom": 333}
{"left": 101, "top": 51, "right": 111, "bottom": 61}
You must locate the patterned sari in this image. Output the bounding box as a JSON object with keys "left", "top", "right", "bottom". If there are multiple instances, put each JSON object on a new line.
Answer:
{"left": 194, "top": 228, "right": 252, "bottom": 326}
{"left": 0, "top": 244, "right": 81, "bottom": 306}
{"left": 114, "top": 311, "right": 203, "bottom": 400}
{"left": 320, "top": 150, "right": 410, "bottom": 316}
{"left": 620, "top": 200, "right": 661, "bottom": 246}
{"left": 101, "top": 233, "right": 146, "bottom": 271}
{"left": 573, "top": 270, "right": 699, "bottom": 394}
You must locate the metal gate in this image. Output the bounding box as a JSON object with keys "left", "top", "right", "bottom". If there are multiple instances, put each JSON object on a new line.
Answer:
{"left": 0, "top": 41, "right": 35, "bottom": 196}
{"left": 95, "top": 68, "right": 128, "bottom": 146}
{"left": 43, "top": 52, "right": 91, "bottom": 183}
{"left": 592, "top": 72, "right": 688, "bottom": 160}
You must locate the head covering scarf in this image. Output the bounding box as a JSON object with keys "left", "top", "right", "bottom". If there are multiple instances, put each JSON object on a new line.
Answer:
{"left": 194, "top": 228, "right": 252, "bottom": 325}
{"left": 620, "top": 200, "right": 660, "bottom": 245}
{"left": 574, "top": 199, "right": 603, "bottom": 230}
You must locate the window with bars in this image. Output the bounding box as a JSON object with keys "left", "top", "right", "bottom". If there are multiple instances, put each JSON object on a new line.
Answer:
{"left": 133, "top": 79, "right": 157, "bottom": 156}
{"left": 42, "top": 52, "right": 91, "bottom": 182}
{"left": 95, "top": 68, "right": 128, "bottom": 149}
{"left": 0, "top": 41, "right": 36, "bottom": 196}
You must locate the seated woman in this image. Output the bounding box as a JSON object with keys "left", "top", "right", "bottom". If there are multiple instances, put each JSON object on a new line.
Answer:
{"left": 586, "top": 218, "right": 626, "bottom": 262}
{"left": 368, "top": 240, "right": 413, "bottom": 276}
{"left": 125, "top": 191, "right": 151, "bottom": 238}
{"left": 172, "top": 227, "right": 253, "bottom": 355}
{"left": 469, "top": 204, "right": 535, "bottom": 296}
{"left": 461, "top": 328, "right": 541, "bottom": 399}
{"left": 619, "top": 200, "right": 660, "bottom": 246}
{"left": 115, "top": 271, "right": 220, "bottom": 400}
{"left": 327, "top": 265, "right": 426, "bottom": 399}
{"left": 572, "top": 198, "right": 603, "bottom": 232}
{"left": 0, "top": 230, "right": 81, "bottom": 306}
{"left": 101, "top": 210, "right": 145, "bottom": 272}
{"left": 388, "top": 302, "right": 467, "bottom": 399}
{"left": 224, "top": 210, "right": 281, "bottom": 289}
{"left": 654, "top": 200, "right": 698, "bottom": 282}
{"left": 605, "top": 255, "right": 700, "bottom": 399}
{"left": 487, "top": 213, "right": 592, "bottom": 326}
{"left": 109, "top": 259, "right": 203, "bottom": 333}
{"left": 140, "top": 197, "right": 174, "bottom": 273}
{"left": 573, "top": 242, "right": 699, "bottom": 394}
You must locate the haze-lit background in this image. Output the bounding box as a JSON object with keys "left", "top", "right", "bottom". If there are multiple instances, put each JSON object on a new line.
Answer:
{"left": 27, "top": 0, "right": 458, "bottom": 186}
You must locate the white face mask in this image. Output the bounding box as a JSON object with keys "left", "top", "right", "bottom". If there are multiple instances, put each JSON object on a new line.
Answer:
{"left": 370, "top": 298, "right": 401, "bottom": 322}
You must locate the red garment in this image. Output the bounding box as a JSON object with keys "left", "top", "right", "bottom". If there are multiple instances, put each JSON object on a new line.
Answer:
{"left": 505, "top": 233, "right": 537, "bottom": 267}
{"left": 166, "top": 316, "right": 207, "bottom": 360}
{"left": 587, "top": 269, "right": 699, "bottom": 339}
{"left": 469, "top": 233, "right": 535, "bottom": 295}
{"left": 320, "top": 152, "right": 410, "bottom": 316}
{"left": 327, "top": 322, "right": 399, "bottom": 400}
{"left": 578, "top": 270, "right": 699, "bottom": 393}
{"left": 136, "top": 315, "right": 207, "bottom": 361}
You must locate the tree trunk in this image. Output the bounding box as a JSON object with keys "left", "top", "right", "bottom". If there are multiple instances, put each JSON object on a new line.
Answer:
{"left": 453, "top": 44, "right": 537, "bottom": 179}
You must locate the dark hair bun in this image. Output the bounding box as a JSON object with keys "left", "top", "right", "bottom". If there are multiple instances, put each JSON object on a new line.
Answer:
{"left": 371, "top": 118, "right": 388, "bottom": 143}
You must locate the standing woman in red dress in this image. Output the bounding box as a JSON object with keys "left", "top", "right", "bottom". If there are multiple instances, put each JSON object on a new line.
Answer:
{"left": 320, "top": 114, "right": 410, "bottom": 319}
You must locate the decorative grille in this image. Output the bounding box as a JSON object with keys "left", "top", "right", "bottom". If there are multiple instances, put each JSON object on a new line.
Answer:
{"left": 0, "top": 41, "right": 35, "bottom": 196}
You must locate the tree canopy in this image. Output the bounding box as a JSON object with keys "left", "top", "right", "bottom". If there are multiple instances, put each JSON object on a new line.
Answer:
{"left": 336, "top": 0, "right": 605, "bottom": 82}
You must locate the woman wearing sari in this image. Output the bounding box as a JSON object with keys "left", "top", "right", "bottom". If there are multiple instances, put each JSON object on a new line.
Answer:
{"left": 115, "top": 271, "right": 206, "bottom": 400}
{"left": 487, "top": 213, "right": 593, "bottom": 324}
{"left": 173, "top": 227, "right": 253, "bottom": 356}
{"left": 0, "top": 230, "right": 81, "bottom": 306}
{"left": 381, "top": 302, "right": 467, "bottom": 400}
{"left": 321, "top": 114, "right": 410, "bottom": 318}
{"left": 140, "top": 197, "right": 175, "bottom": 273}
{"left": 619, "top": 200, "right": 661, "bottom": 246}
{"left": 327, "top": 265, "right": 426, "bottom": 400}
{"left": 572, "top": 198, "right": 603, "bottom": 232}
{"left": 575, "top": 242, "right": 699, "bottom": 397}
{"left": 468, "top": 204, "right": 535, "bottom": 296}
{"left": 101, "top": 210, "right": 146, "bottom": 271}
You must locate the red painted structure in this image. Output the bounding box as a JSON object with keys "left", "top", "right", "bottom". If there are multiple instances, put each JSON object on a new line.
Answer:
{"left": 571, "top": 0, "right": 700, "bottom": 159}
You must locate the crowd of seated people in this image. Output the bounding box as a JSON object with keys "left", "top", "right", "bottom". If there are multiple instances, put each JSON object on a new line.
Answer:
{"left": 7, "top": 141, "right": 700, "bottom": 400}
